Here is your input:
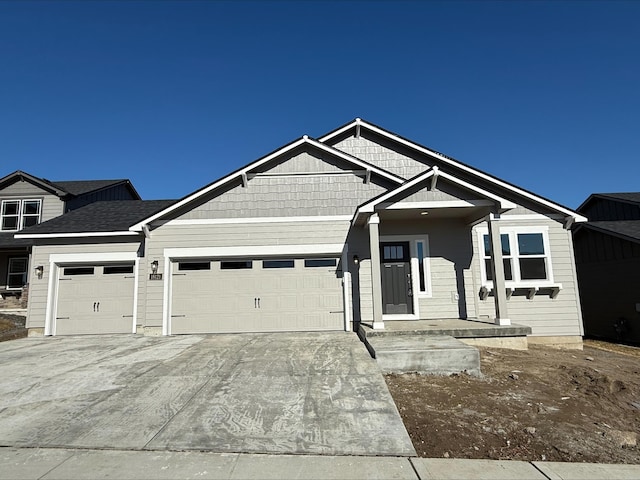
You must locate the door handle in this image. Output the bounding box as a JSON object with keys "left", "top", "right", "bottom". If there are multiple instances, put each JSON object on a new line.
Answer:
{"left": 93, "top": 302, "right": 97, "bottom": 312}
{"left": 96, "top": 302, "right": 100, "bottom": 312}
{"left": 257, "top": 297, "right": 260, "bottom": 308}
{"left": 254, "top": 297, "right": 257, "bottom": 308}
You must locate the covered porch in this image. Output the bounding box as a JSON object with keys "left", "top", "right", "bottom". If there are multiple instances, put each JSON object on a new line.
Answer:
{"left": 350, "top": 166, "right": 517, "bottom": 332}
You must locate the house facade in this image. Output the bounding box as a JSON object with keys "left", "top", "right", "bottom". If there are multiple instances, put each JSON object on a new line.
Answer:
{"left": 19, "top": 120, "right": 587, "bottom": 346}
{"left": 0, "top": 171, "right": 140, "bottom": 309}
{"left": 573, "top": 193, "right": 640, "bottom": 344}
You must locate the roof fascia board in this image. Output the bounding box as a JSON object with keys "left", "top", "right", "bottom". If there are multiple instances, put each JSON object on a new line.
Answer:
{"left": 130, "top": 136, "right": 403, "bottom": 232}
{"left": 322, "top": 119, "right": 587, "bottom": 222}
{"left": 578, "top": 193, "right": 640, "bottom": 212}
{"left": 15, "top": 231, "right": 140, "bottom": 239}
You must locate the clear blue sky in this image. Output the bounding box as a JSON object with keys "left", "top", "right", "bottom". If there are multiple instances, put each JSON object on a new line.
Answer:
{"left": 1, "top": 1, "right": 638, "bottom": 209}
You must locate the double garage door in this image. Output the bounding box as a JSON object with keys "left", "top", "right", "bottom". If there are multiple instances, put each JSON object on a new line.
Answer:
{"left": 170, "top": 257, "right": 344, "bottom": 334}
{"left": 55, "top": 264, "right": 135, "bottom": 335}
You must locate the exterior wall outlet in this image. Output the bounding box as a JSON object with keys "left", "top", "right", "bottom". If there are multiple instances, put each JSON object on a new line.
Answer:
{"left": 452, "top": 292, "right": 459, "bottom": 302}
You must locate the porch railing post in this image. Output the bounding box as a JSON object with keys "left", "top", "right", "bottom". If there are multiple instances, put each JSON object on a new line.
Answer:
{"left": 488, "top": 214, "right": 511, "bottom": 326}
{"left": 368, "top": 214, "right": 384, "bottom": 330}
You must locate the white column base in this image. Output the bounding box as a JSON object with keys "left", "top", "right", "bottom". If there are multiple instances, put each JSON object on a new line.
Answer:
{"left": 372, "top": 321, "right": 385, "bottom": 330}
{"left": 494, "top": 317, "right": 511, "bottom": 326}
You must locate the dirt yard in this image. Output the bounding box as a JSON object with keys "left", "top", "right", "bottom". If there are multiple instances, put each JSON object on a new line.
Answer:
{"left": 386, "top": 340, "right": 640, "bottom": 464}
{"left": 0, "top": 313, "right": 27, "bottom": 342}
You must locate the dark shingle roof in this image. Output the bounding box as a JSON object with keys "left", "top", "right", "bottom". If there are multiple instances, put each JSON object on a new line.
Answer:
{"left": 592, "top": 193, "right": 640, "bottom": 205}
{"left": 582, "top": 220, "right": 640, "bottom": 243}
{"left": 17, "top": 200, "right": 175, "bottom": 235}
{"left": 0, "top": 232, "right": 33, "bottom": 248}
{"left": 51, "top": 179, "right": 132, "bottom": 197}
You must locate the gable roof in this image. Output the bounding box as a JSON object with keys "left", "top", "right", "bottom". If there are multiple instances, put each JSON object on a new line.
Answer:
{"left": 0, "top": 170, "right": 68, "bottom": 196}
{"left": 576, "top": 220, "right": 640, "bottom": 244}
{"left": 15, "top": 200, "right": 175, "bottom": 238}
{"left": 129, "top": 136, "right": 405, "bottom": 231}
{"left": 320, "top": 118, "right": 587, "bottom": 223}
{"left": 0, "top": 170, "right": 141, "bottom": 200}
{"left": 354, "top": 166, "right": 516, "bottom": 219}
{"left": 577, "top": 192, "right": 640, "bottom": 213}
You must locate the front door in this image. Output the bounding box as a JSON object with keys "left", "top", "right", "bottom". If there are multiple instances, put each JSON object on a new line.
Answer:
{"left": 380, "top": 242, "right": 413, "bottom": 314}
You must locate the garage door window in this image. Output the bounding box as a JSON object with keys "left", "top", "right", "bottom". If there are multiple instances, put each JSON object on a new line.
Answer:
{"left": 263, "top": 259, "right": 295, "bottom": 269}
{"left": 104, "top": 265, "right": 134, "bottom": 275}
{"left": 221, "top": 260, "right": 252, "bottom": 270}
{"left": 304, "top": 258, "right": 337, "bottom": 268}
{"left": 178, "top": 262, "right": 211, "bottom": 271}
{"left": 63, "top": 267, "right": 95, "bottom": 276}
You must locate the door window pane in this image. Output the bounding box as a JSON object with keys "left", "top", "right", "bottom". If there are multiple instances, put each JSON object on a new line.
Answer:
{"left": 263, "top": 259, "right": 295, "bottom": 269}
{"left": 220, "top": 260, "right": 252, "bottom": 270}
{"left": 179, "top": 262, "right": 211, "bottom": 270}
{"left": 304, "top": 258, "right": 337, "bottom": 268}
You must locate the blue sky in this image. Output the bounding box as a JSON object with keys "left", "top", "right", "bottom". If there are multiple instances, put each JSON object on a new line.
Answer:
{"left": 1, "top": 1, "right": 638, "bottom": 209}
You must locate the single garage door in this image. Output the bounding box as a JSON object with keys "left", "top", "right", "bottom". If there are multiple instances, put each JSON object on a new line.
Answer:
{"left": 170, "top": 257, "right": 344, "bottom": 334}
{"left": 55, "top": 264, "right": 135, "bottom": 335}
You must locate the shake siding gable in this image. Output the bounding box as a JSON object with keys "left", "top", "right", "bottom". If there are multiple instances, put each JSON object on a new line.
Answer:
{"left": 329, "top": 134, "right": 429, "bottom": 180}
{"left": 176, "top": 175, "right": 389, "bottom": 219}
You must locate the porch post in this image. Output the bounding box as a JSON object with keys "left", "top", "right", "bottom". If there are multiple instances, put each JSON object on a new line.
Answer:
{"left": 487, "top": 214, "right": 511, "bottom": 326}
{"left": 368, "top": 214, "right": 384, "bottom": 330}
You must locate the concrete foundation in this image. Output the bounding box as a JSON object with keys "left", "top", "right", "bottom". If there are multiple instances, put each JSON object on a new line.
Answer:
{"left": 27, "top": 328, "right": 44, "bottom": 337}
{"left": 367, "top": 335, "right": 481, "bottom": 376}
{"left": 460, "top": 336, "right": 528, "bottom": 350}
{"left": 528, "top": 335, "right": 583, "bottom": 350}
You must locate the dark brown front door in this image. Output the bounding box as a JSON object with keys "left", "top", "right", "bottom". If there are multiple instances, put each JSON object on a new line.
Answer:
{"left": 380, "top": 242, "right": 413, "bottom": 314}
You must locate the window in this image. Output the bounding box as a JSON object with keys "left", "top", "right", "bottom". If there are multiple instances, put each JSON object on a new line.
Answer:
{"left": 220, "top": 260, "right": 252, "bottom": 270}
{"left": 7, "top": 257, "right": 28, "bottom": 289}
{"left": 263, "top": 259, "right": 295, "bottom": 269}
{"left": 178, "top": 262, "right": 211, "bottom": 271}
{"left": 104, "top": 265, "right": 134, "bottom": 275}
{"left": 304, "top": 258, "right": 337, "bottom": 268}
{"left": 0, "top": 199, "right": 41, "bottom": 231}
{"left": 63, "top": 267, "right": 95, "bottom": 276}
{"left": 479, "top": 227, "right": 552, "bottom": 284}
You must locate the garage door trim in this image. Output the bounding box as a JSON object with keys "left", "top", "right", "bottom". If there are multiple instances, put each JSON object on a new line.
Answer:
{"left": 162, "top": 244, "right": 349, "bottom": 335}
{"left": 45, "top": 252, "right": 139, "bottom": 336}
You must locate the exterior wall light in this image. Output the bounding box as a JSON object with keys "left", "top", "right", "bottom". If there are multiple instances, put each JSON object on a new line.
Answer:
{"left": 150, "top": 260, "right": 159, "bottom": 274}
{"left": 353, "top": 255, "right": 359, "bottom": 265}
{"left": 35, "top": 265, "right": 44, "bottom": 279}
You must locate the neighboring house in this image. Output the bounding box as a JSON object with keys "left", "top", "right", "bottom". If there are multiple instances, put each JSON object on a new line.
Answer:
{"left": 0, "top": 170, "right": 141, "bottom": 309}
{"left": 573, "top": 193, "right": 640, "bottom": 344}
{"left": 18, "top": 119, "right": 587, "bottom": 347}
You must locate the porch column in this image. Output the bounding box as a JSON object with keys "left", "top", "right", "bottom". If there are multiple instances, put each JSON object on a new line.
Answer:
{"left": 368, "top": 214, "right": 384, "bottom": 330}
{"left": 487, "top": 214, "right": 511, "bottom": 326}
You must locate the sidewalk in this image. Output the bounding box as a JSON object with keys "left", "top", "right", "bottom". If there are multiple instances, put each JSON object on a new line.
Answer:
{"left": 1, "top": 447, "right": 639, "bottom": 480}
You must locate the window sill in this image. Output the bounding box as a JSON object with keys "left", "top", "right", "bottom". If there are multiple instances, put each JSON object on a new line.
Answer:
{"left": 480, "top": 282, "right": 562, "bottom": 300}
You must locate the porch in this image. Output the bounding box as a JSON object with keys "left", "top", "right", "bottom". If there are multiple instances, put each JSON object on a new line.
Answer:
{"left": 357, "top": 319, "right": 532, "bottom": 376}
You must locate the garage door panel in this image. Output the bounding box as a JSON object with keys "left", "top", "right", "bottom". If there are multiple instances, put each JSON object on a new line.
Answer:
{"left": 55, "top": 266, "right": 135, "bottom": 336}
{"left": 171, "top": 256, "right": 343, "bottom": 334}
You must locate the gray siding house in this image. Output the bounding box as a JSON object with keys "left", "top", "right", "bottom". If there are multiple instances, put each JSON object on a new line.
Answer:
{"left": 0, "top": 171, "right": 140, "bottom": 309}
{"left": 18, "top": 120, "right": 587, "bottom": 347}
{"left": 573, "top": 193, "right": 640, "bottom": 344}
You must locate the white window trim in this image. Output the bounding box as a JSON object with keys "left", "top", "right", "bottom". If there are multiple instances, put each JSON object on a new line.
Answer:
{"left": 0, "top": 198, "right": 42, "bottom": 232}
{"left": 477, "top": 225, "right": 556, "bottom": 288}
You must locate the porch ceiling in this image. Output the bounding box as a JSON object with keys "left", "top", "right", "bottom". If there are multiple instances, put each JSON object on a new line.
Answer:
{"left": 376, "top": 204, "right": 493, "bottom": 223}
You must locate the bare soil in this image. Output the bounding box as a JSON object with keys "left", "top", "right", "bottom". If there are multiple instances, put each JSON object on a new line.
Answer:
{"left": 0, "top": 313, "right": 27, "bottom": 342}
{"left": 386, "top": 340, "right": 640, "bottom": 464}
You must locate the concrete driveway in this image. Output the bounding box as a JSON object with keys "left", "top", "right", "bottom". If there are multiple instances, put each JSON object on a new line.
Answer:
{"left": 0, "top": 333, "right": 415, "bottom": 456}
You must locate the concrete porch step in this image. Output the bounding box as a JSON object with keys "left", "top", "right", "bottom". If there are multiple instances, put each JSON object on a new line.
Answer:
{"left": 366, "top": 334, "right": 481, "bottom": 376}
{"left": 359, "top": 319, "right": 531, "bottom": 339}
